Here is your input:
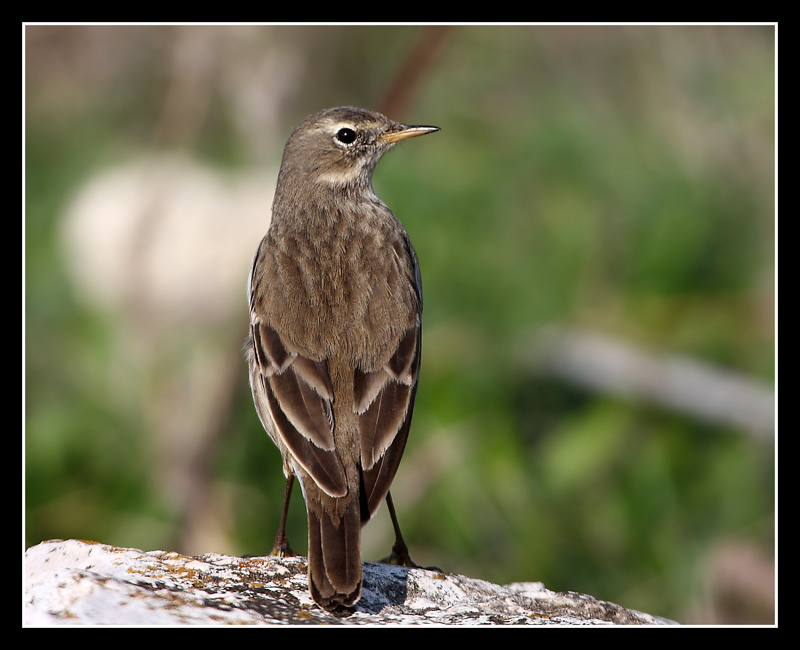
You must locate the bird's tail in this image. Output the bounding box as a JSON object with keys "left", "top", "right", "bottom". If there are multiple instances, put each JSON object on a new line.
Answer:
{"left": 307, "top": 494, "right": 362, "bottom": 609}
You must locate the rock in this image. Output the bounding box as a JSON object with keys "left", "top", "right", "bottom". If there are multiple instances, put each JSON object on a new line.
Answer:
{"left": 24, "top": 539, "right": 675, "bottom": 625}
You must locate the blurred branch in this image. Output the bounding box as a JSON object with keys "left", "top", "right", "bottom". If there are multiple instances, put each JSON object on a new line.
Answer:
{"left": 154, "top": 27, "right": 219, "bottom": 148}
{"left": 519, "top": 327, "right": 775, "bottom": 440}
{"left": 378, "top": 25, "right": 451, "bottom": 119}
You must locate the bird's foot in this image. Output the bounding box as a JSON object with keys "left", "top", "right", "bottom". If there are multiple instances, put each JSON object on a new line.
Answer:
{"left": 269, "top": 536, "right": 297, "bottom": 558}
{"left": 379, "top": 540, "right": 442, "bottom": 572}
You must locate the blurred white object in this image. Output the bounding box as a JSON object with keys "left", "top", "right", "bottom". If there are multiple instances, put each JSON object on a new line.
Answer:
{"left": 60, "top": 154, "right": 275, "bottom": 327}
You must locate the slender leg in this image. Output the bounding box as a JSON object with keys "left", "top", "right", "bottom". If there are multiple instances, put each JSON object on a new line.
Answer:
{"left": 380, "top": 490, "right": 419, "bottom": 567}
{"left": 269, "top": 474, "right": 297, "bottom": 557}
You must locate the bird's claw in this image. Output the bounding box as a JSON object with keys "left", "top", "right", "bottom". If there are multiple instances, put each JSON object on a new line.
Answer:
{"left": 379, "top": 541, "right": 442, "bottom": 572}
{"left": 269, "top": 538, "right": 297, "bottom": 558}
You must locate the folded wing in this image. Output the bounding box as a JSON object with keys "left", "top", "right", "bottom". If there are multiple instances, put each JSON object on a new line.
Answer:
{"left": 249, "top": 321, "right": 347, "bottom": 498}
{"left": 355, "top": 317, "right": 421, "bottom": 521}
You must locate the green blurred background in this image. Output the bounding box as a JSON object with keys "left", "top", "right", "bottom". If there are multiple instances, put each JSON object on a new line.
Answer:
{"left": 25, "top": 25, "right": 775, "bottom": 624}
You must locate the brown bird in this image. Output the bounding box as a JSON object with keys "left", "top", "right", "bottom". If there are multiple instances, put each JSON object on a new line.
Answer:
{"left": 245, "top": 106, "right": 438, "bottom": 609}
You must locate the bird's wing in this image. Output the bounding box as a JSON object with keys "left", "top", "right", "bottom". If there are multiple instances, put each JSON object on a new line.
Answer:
{"left": 249, "top": 321, "right": 348, "bottom": 498}
{"left": 355, "top": 235, "right": 423, "bottom": 520}
{"left": 354, "top": 318, "right": 420, "bottom": 520}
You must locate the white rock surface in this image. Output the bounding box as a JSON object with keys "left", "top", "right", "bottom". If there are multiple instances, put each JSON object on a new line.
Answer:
{"left": 24, "top": 539, "right": 675, "bottom": 625}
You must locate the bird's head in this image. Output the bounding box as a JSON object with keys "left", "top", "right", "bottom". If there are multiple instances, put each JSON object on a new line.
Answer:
{"left": 277, "top": 106, "right": 439, "bottom": 194}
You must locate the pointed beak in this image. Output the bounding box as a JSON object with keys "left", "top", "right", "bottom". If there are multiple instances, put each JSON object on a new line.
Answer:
{"left": 380, "top": 124, "right": 440, "bottom": 144}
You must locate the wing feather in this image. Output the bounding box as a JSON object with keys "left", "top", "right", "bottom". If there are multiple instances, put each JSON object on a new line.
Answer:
{"left": 250, "top": 322, "right": 347, "bottom": 498}
{"left": 357, "top": 319, "right": 421, "bottom": 518}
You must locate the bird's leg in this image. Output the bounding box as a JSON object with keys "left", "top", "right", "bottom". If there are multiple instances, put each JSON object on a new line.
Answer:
{"left": 269, "top": 473, "right": 297, "bottom": 557}
{"left": 379, "top": 490, "right": 420, "bottom": 567}
{"left": 380, "top": 491, "right": 444, "bottom": 572}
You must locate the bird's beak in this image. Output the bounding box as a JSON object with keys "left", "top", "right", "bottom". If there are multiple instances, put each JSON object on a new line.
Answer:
{"left": 381, "top": 125, "right": 440, "bottom": 144}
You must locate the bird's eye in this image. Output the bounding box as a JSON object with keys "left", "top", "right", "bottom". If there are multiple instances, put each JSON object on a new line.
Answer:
{"left": 335, "top": 128, "right": 357, "bottom": 144}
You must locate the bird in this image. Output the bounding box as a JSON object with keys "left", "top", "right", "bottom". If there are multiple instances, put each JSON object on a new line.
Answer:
{"left": 244, "top": 106, "right": 438, "bottom": 609}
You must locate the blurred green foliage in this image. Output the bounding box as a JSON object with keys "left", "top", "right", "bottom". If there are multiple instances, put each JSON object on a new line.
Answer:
{"left": 25, "top": 25, "right": 774, "bottom": 624}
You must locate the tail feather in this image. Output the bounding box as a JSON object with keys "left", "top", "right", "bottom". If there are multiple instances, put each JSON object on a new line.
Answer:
{"left": 307, "top": 496, "right": 362, "bottom": 609}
